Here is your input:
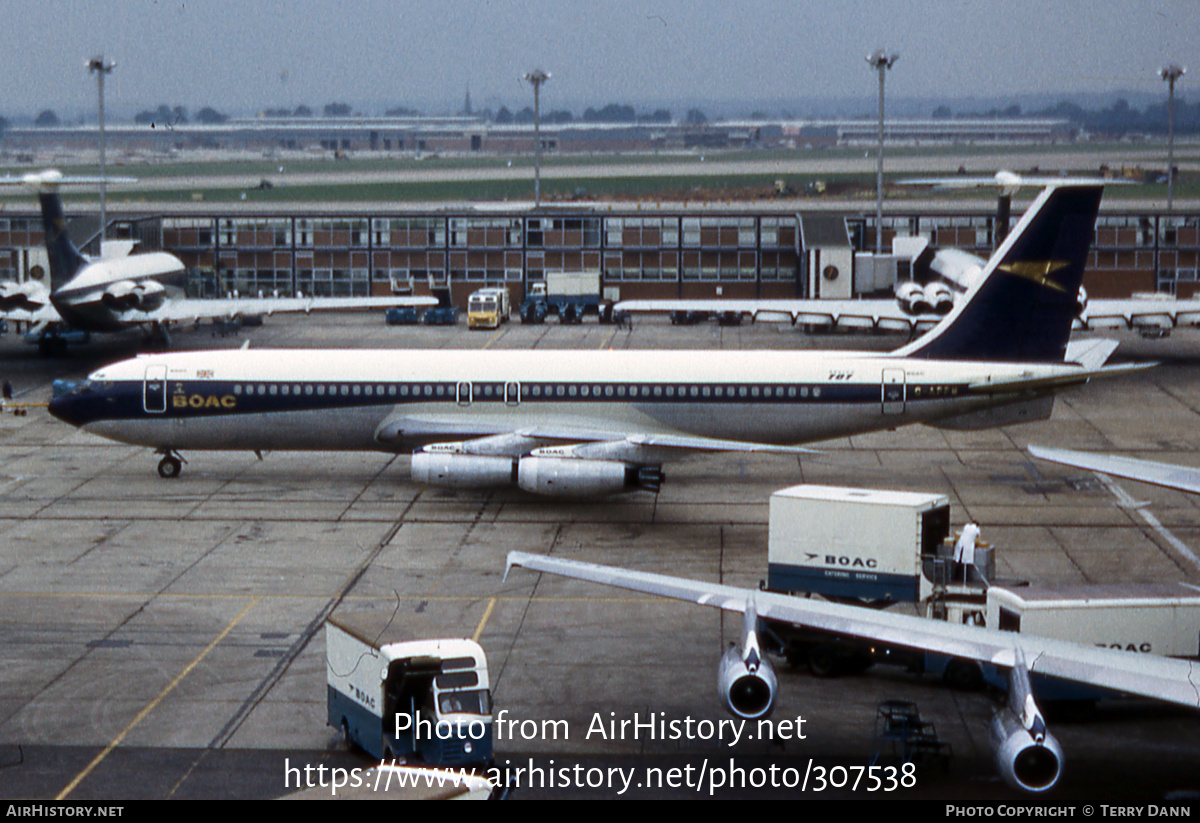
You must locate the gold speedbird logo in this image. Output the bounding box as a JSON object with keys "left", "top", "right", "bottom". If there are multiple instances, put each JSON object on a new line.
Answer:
{"left": 997, "top": 260, "right": 1070, "bottom": 292}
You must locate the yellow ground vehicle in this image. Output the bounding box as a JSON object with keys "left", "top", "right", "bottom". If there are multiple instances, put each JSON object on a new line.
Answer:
{"left": 467, "top": 287, "right": 511, "bottom": 330}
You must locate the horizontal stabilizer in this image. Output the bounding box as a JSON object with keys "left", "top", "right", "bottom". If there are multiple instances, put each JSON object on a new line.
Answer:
{"left": 1063, "top": 338, "right": 1119, "bottom": 370}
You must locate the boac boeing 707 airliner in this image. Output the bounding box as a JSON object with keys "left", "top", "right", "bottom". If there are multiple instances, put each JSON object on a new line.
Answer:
{"left": 49, "top": 183, "right": 1141, "bottom": 496}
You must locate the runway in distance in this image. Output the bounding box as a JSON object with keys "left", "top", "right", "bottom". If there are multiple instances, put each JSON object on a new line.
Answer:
{"left": 49, "top": 183, "right": 1142, "bottom": 493}
{"left": 503, "top": 550, "right": 1200, "bottom": 793}
{"left": 0, "top": 170, "right": 436, "bottom": 353}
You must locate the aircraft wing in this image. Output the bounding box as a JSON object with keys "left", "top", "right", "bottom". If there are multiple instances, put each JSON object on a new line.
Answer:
{"left": 613, "top": 299, "right": 943, "bottom": 332}
{"left": 505, "top": 551, "right": 1200, "bottom": 709}
{"left": 137, "top": 294, "right": 438, "bottom": 324}
{"left": 1075, "top": 298, "right": 1200, "bottom": 332}
{"left": 0, "top": 305, "right": 62, "bottom": 324}
{"left": 1029, "top": 445, "right": 1200, "bottom": 495}
{"left": 617, "top": 296, "right": 1200, "bottom": 336}
{"left": 376, "top": 412, "right": 817, "bottom": 455}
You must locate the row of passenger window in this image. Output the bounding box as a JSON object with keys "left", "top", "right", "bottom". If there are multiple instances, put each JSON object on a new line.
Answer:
{"left": 228, "top": 382, "right": 826, "bottom": 400}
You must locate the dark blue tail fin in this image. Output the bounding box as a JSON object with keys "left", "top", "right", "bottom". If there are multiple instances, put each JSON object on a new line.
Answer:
{"left": 894, "top": 184, "right": 1103, "bottom": 362}
{"left": 38, "top": 192, "right": 87, "bottom": 291}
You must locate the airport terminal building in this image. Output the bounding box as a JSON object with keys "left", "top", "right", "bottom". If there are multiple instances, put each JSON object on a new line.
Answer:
{"left": 0, "top": 203, "right": 1196, "bottom": 307}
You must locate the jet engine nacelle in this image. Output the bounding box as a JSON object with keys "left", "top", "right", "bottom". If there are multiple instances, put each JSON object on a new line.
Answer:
{"left": 894, "top": 281, "right": 931, "bottom": 315}
{"left": 989, "top": 648, "right": 1062, "bottom": 793}
{"left": 410, "top": 451, "right": 516, "bottom": 488}
{"left": 989, "top": 708, "right": 1063, "bottom": 793}
{"left": 0, "top": 280, "right": 48, "bottom": 312}
{"left": 100, "top": 279, "right": 167, "bottom": 312}
{"left": 516, "top": 456, "right": 663, "bottom": 497}
{"left": 925, "top": 282, "right": 954, "bottom": 315}
{"left": 717, "top": 602, "right": 777, "bottom": 721}
{"left": 718, "top": 643, "right": 777, "bottom": 720}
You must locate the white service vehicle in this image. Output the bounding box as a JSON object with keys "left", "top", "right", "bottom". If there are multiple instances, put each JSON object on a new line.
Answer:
{"left": 326, "top": 612, "right": 493, "bottom": 767}
{"left": 467, "top": 287, "right": 511, "bottom": 330}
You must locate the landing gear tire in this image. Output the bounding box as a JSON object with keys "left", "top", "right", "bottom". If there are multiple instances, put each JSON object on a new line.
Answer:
{"left": 808, "top": 645, "right": 840, "bottom": 678}
{"left": 157, "top": 455, "right": 182, "bottom": 479}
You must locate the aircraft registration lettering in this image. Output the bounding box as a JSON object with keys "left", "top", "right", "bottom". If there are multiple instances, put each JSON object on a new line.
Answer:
{"left": 912, "top": 385, "right": 959, "bottom": 397}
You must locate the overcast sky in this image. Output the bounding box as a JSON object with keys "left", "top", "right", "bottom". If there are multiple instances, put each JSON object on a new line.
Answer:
{"left": 3, "top": 0, "right": 1197, "bottom": 120}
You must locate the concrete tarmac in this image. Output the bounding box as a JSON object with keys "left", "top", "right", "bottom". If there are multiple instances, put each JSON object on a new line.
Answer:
{"left": 0, "top": 313, "right": 1197, "bottom": 800}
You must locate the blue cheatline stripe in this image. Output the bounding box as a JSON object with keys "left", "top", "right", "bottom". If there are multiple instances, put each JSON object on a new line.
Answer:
{"left": 327, "top": 685, "right": 387, "bottom": 760}
{"left": 67, "top": 377, "right": 972, "bottom": 422}
{"left": 767, "top": 563, "right": 921, "bottom": 602}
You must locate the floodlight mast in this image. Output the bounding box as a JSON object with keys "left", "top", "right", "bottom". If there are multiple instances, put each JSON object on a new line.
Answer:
{"left": 87, "top": 55, "right": 115, "bottom": 250}
{"left": 1160, "top": 64, "right": 1186, "bottom": 210}
{"left": 866, "top": 50, "right": 898, "bottom": 254}
{"left": 524, "top": 68, "right": 550, "bottom": 207}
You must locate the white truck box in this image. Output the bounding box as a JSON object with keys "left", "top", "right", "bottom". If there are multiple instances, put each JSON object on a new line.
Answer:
{"left": 768, "top": 484, "right": 950, "bottom": 602}
{"left": 987, "top": 583, "right": 1200, "bottom": 658}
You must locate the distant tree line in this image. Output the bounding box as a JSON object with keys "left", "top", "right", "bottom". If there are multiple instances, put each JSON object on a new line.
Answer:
{"left": 131, "top": 104, "right": 229, "bottom": 125}
{"left": 490, "top": 103, "right": 682, "bottom": 125}
{"left": 932, "top": 98, "right": 1200, "bottom": 135}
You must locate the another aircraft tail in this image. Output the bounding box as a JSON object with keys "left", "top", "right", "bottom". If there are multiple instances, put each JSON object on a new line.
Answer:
{"left": 893, "top": 184, "right": 1103, "bottom": 362}
{"left": 38, "top": 191, "right": 87, "bottom": 291}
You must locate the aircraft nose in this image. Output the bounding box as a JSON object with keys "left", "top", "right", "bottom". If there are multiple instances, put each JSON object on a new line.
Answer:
{"left": 47, "top": 393, "right": 84, "bottom": 427}
{"left": 48, "top": 388, "right": 102, "bottom": 428}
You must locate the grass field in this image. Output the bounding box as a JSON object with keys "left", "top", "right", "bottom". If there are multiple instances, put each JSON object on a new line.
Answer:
{"left": 0, "top": 142, "right": 1194, "bottom": 206}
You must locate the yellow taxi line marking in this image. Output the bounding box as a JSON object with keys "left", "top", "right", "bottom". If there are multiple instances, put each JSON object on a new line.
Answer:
{"left": 56, "top": 596, "right": 260, "bottom": 800}
{"left": 472, "top": 597, "right": 498, "bottom": 642}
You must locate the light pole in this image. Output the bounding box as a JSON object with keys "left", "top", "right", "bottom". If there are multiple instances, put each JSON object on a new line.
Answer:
{"left": 865, "top": 50, "right": 898, "bottom": 254}
{"left": 87, "top": 55, "right": 115, "bottom": 251}
{"left": 1159, "top": 64, "right": 1185, "bottom": 210}
{"left": 524, "top": 68, "right": 549, "bottom": 207}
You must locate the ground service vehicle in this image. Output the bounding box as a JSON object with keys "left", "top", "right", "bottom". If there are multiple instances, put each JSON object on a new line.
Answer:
{"left": 467, "top": 287, "right": 511, "bottom": 330}
{"left": 519, "top": 271, "right": 610, "bottom": 323}
{"left": 759, "top": 484, "right": 1199, "bottom": 692}
{"left": 326, "top": 612, "right": 494, "bottom": 766}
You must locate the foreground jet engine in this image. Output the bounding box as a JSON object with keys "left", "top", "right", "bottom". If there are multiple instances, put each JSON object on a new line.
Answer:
{"left": 717, "top": 602, "right": 777, "bottom": 720}
{"left": 989, "top": 650, "right": 1063, "bottom": 793}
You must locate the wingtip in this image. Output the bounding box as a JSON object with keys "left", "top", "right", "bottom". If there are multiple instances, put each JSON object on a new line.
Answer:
{"left": 504, "top": 550, "right": 531, "bottom": 582}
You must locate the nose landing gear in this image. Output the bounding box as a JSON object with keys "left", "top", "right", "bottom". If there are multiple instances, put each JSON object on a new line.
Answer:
{"left": 156, "top": 449, "right": 186, "bottom": 479}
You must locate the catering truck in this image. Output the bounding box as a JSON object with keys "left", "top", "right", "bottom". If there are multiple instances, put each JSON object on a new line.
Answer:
{"left": 467, "top": 287, "right": 511, "bottom": 330}
{"left": 759, "top": 484, "right": 1200, "bottom": 692}
{"left": 519, "top": 271, "right": 610, "bottom": 323}
{"left": 326, "top": 612, "right": 493, "bottom": 766}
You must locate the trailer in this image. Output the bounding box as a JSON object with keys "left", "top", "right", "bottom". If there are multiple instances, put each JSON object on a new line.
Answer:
{"left": 326, "top": 612, "right": 493, "bottom": 767}
{"left": 988, "top": 583, "right": 1200, "bottom": 657}
{"left": 520, "top": 271, "right": 611, "bottom": 323}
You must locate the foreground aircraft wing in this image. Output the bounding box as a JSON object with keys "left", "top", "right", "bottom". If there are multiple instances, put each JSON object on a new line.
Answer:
{"left": 613, "top": 299, "right": 943, "bottom": 332}
{"left": 505, "top": 551, "right": 1200, "bottom": 709}
{"left": 1030, "top": 445, "right": 1200, "bottom": 495}
{"left": 137, "top": 294, "right": 438, "bottom": 324}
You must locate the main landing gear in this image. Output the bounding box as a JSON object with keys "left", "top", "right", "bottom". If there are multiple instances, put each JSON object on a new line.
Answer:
{"left": 156, "top": 449, "right": 186, "bottom": 479}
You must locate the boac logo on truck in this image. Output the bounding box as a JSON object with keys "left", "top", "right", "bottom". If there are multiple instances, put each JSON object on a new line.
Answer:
{"left": 807, "top": 552, "right": 878, "bottom": 569}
